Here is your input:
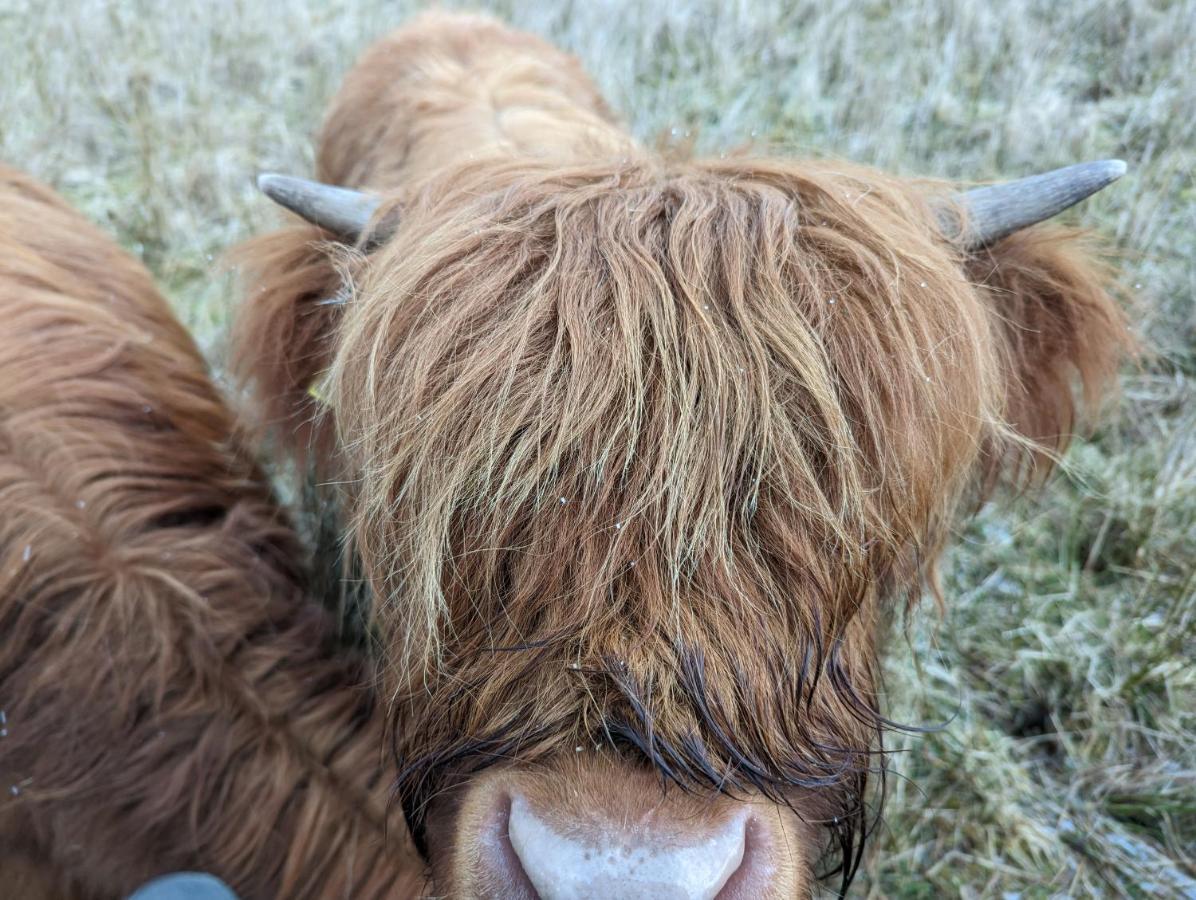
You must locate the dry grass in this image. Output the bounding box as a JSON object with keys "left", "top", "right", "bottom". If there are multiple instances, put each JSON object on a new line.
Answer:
{"left": 2, "top": 0, "right": 1192, "bottom": 895}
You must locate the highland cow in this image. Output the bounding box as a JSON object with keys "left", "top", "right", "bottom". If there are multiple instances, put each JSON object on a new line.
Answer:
{"left": 237, "top": 12, "right": 1132, "bottom": 897}
{"left": 0, "top": 165, "right": 421, "bottom": 899}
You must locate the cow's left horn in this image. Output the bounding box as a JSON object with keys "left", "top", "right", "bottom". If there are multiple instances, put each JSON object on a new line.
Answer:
{"left": 943, "top": 159, "right": 1126, "bottom": 249}
{"left": 256, "top": 173, "right": 383, "bottom": 243}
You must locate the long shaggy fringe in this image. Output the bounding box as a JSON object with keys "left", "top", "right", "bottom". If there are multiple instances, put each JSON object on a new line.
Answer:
{"left": 232, "top": 12, "right": 1132, "bottom": 889}
{"left": 0, "top": 166, "right": 421, "bottom": 899}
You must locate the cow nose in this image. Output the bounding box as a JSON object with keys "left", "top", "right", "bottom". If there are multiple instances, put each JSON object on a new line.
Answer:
{"left": 506, "top": 793, "right": 747, "bottom": 900}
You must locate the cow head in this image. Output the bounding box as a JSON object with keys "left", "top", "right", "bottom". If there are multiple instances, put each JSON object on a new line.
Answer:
{"left": 236, "top": 14, "right": 1131, "bottom": 897}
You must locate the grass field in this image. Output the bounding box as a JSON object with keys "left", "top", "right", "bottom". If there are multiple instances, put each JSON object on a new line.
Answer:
{"left": 2, "top": 0, "right": 1193, "bottom": 895}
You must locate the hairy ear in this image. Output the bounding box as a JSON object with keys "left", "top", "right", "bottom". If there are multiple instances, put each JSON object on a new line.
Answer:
{"left": 969, "top": 226, "right": 1135, "bottom": 484}
{"left": 230, "top": 226, "right": 345, "bottom": 465}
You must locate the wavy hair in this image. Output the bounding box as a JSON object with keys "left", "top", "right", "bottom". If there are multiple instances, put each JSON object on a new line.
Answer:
{"left": 233, "top": 13, "right": 1131, "bottom": 888}
{"left": 0, "top": 165, "right": 421, "bottom": 898}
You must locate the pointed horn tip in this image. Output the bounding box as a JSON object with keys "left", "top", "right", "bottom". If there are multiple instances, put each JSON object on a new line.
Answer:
{"left": 1079, "top": 158, "right": 1128, "bottom": 185}
{"left": 255, "top": 172, "right": 292, "bottom": 198}
{"left": 1102, "top": 158, "right": 1128, "bottom": 181}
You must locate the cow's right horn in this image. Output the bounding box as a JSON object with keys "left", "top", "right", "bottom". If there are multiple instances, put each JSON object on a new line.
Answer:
{"left": 256, "top": 173, "right": 384, "bottom": 244}
{"left": 941, "top": 159, "right": 1127, "bottom": 249}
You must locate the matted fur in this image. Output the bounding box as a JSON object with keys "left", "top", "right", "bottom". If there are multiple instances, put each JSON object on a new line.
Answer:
{"left": 233, "top": 13, "right": 1132, "bottom": 891}
{"left": 0, "top": 165, "right": 421, "bottom": 898}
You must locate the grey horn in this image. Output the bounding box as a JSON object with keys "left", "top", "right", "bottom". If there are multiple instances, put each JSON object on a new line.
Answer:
{"left": 256, "top": 161, "right": 1125, "bottom": 250}
{"left": 943, "top": 159, "right": 1127, "bottom": 249}
{"left": 256, "top": 173, "right": 383, "bottom": 242}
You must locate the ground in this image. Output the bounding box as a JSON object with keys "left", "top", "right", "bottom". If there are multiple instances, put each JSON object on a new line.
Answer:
{"left": 1, "top": 0, "right": 1192, "bottom": 895}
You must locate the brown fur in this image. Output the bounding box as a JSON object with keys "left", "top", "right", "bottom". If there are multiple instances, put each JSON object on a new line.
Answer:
{"left": 0, "top": 165, "right": 422, "bottom": 898}
{"left": 232, "top": 12, "right": 1132, "bottom": 892}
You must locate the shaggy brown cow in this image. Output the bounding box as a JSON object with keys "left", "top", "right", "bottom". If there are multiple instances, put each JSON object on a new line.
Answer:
{"left": 237, "top": 12, "right": 1132, "bottom": 897}
{"left": 0, "top": 165, "right": 421, "bottom": 898}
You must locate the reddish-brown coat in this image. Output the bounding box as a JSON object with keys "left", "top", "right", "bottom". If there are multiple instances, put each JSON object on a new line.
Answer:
{"left": 0, "top": 165, "right": 422, "bottom": 898}
{"left": 233, "top": 13, "right": 1132, "bottom": 895}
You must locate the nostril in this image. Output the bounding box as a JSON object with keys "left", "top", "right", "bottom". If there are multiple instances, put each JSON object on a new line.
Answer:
{"left": 472, "top": 794, "right": 540, "bottom": 900}
{"left": 507, "top": 793, "right": 747, "bottom": 900}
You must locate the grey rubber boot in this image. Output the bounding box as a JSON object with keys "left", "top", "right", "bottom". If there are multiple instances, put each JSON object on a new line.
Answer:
{"left": 127, "top": 873, "right": 239, "bottom": 900}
